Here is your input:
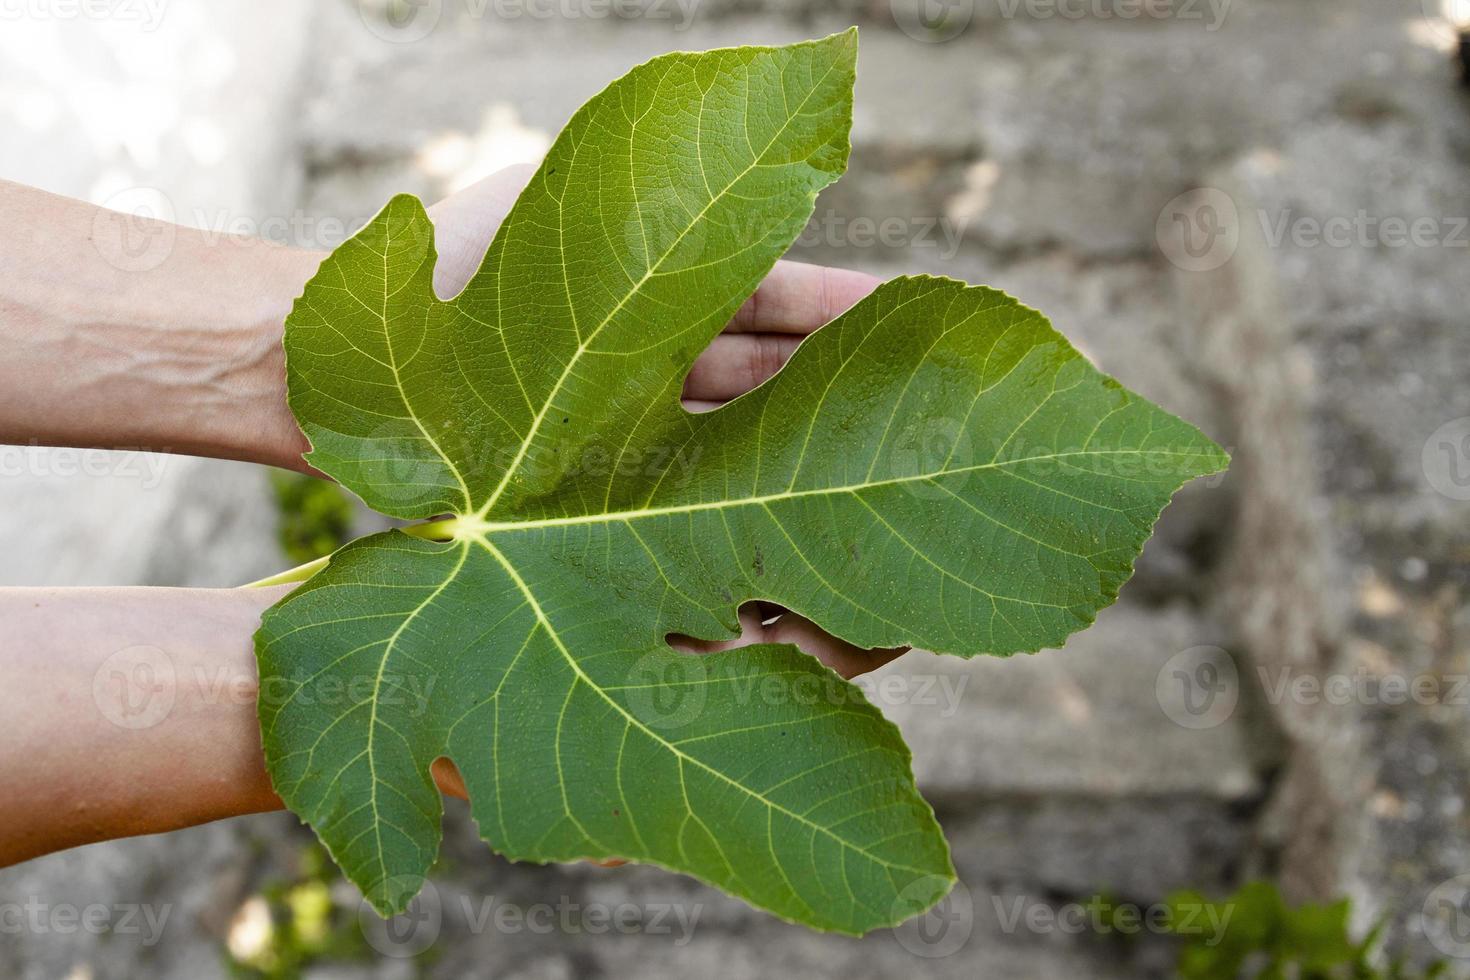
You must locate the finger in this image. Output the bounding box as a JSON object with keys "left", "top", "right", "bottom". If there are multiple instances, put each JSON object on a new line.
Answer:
{"left": 683, "top": 333, "right": 804, "bottom": 402}
{"left": 431, "top": 756, "right": 468, "bottom": 800}
{"left": 672, "top": 604, "right": 905, "bottom": 680}
{"left": 761, "top": 611, "right": 908, "bottom": 680}
{"left": 426, "top": 163, "right": 536, "bottom": 298}
{"left": 668, "top": 603, "right": 766, "bottom": 654}
{"left": 752, "top": 601, "right": 785, "bottom": 623}
{"left": 725, "top": 261, "right": 880, "bottom": 335}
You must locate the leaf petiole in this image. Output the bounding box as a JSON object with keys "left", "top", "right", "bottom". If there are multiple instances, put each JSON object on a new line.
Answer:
{"left": 242, "top": 556, "right": 330, "bottom": 588}
{"left": 243, "top": 517, "right": 463, "bottom": 588}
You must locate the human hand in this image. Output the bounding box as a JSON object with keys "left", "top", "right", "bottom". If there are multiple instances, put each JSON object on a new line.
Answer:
{"left": 425, "top": 164, "right": 883, "bottom": 414}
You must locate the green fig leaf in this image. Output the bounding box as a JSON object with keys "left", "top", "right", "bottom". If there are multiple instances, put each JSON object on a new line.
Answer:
{"left": 255, "top": 29, "right": 1227, "bottom": 934}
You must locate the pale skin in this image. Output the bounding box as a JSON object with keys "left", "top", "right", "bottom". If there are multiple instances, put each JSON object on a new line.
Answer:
{"left": 0, "top": 166, "right": 903, "bottom": 868}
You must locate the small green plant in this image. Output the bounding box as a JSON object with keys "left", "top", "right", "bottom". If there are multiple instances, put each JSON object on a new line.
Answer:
{"left": 269, "top": 472, "right": 355, "bottom": 564}
{"left": 223, "top": 844, "right": 370, "bottom": 980}
{"left": 247, "top": 30, "right": 1227, "bottom": 933}
{"left": 1166, "top": 881, "right": 1449, "bottom": 979}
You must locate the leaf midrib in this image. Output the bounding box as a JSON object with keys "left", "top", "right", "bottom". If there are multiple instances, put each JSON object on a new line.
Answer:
{"left": 470, "top": 52, "right": 848, "bottom": 522}
{"left": 427, "top": 446, "right": 1219, "bottom": 538}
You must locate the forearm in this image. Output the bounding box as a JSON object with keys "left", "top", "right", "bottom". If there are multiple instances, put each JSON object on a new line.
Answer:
{"left": 0, "top": 586, "right": 288, "bottom": 864}
{"left": 0, "top": 180, "right": 316, "bottom": 471}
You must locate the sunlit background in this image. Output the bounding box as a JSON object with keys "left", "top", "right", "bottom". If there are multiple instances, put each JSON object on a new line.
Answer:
{"left": 3, "top": 0, "right": 1469, "bottom": 976}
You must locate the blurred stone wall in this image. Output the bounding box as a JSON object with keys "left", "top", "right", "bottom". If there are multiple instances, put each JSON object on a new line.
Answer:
{"left": 2, "top": 0, "right": 1468, "bottom": 976}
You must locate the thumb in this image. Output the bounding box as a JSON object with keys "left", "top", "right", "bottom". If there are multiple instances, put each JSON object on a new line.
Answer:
{"left": 425, "top": 163, "right": 536, "bottom": 298}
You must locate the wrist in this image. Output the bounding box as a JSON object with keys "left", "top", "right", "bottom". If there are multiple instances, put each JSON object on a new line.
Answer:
{"left": 207, "top": 241, "right": 322, "bottom": 473}
{"left": 0, "top": 181, "right": 322, "bottom": 472}
{"left": 0, "top": 586, "right": 289, "bottom": 866}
